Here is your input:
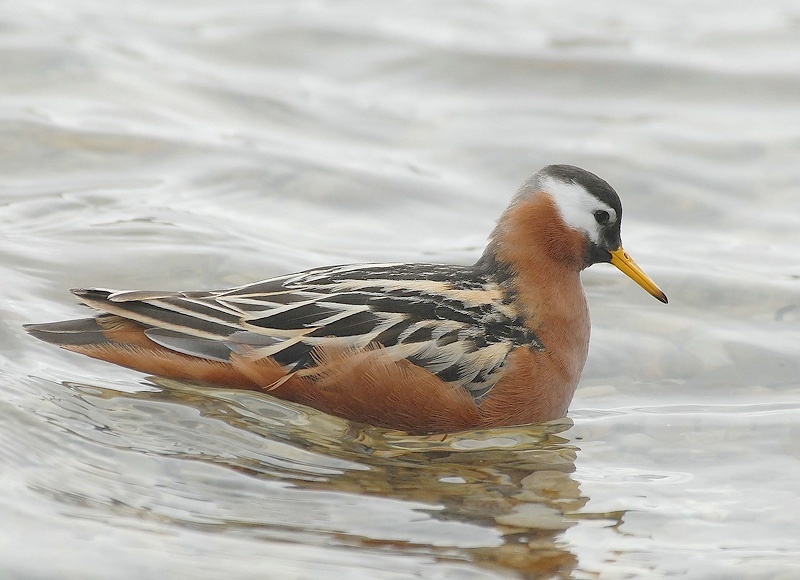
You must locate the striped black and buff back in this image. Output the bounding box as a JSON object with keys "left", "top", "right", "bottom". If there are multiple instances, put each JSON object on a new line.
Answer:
{"left": 71, "top": 263, "right": 542, "bottom": 400}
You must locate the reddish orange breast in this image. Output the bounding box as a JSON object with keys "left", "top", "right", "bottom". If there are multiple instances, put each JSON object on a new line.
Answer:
{"left": 478, "top": 192, "right": 591, "bottom": 426}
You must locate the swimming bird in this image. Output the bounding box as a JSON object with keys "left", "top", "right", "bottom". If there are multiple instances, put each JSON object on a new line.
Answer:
{"left": 26, "top": 165, "right": 666, "bottom": 434}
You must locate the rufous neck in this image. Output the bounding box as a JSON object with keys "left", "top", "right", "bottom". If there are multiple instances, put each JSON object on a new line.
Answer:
{"left": 477, "top": 192, "right": 589, "bottom": 327}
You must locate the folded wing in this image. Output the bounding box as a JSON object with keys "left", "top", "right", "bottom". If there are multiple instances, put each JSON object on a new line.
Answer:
{"left": 57, "top": 263, "right": 541, "bottom": 400}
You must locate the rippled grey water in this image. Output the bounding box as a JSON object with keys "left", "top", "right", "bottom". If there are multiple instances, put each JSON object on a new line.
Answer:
{"left": 2, "top": 1, "right": 800, "bottom": 578}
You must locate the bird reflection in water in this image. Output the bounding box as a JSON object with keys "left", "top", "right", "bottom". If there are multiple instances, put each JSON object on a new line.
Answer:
{"left": 57, "top": 377, "right": 624, "bottom": 579}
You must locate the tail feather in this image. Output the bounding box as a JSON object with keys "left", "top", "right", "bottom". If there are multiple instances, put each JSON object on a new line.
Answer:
{"left": 25, "top": 314, "right": 159, "bottom": 350}
{"left": 24, "top": 317, "right": 112, "bottom": 347}
{"left": 25, "top": 314, "right": 262, "bottom": 389}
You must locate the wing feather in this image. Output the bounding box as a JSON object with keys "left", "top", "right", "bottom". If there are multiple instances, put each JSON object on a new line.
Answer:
{"left": 71, "top": 263, "right": 540, "bottom": 399}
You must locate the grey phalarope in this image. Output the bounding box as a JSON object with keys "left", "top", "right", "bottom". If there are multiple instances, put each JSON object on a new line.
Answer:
{"left": 26, "top": 165, "right": 667, "bottom": 434}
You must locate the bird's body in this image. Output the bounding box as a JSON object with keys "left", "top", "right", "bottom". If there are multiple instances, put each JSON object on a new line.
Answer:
{"left": 26, "top": 165, "right": 666, "bottom": 434}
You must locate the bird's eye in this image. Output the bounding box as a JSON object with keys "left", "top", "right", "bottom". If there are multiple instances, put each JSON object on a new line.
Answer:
{"left": 593, "top": 210, "right": 611, "bottom": 225}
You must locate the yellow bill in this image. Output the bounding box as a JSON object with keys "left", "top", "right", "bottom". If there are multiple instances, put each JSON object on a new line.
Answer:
{"left": 609, "top": 247, "right": 668, "bottom": 304}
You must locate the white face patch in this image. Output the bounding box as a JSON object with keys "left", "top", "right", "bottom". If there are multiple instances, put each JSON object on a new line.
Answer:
{"left": 536, "top": 175, "right": 616, "bottom": 244}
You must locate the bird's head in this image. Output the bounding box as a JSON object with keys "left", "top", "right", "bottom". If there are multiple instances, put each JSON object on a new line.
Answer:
{"left": 488, "top": 164, "right": 667, "bottom": 304}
